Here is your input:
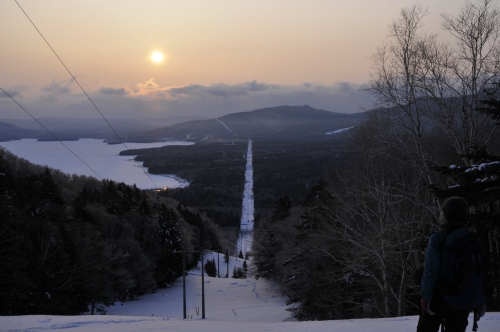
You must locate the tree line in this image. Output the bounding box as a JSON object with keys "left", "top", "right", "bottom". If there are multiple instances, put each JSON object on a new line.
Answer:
{"left": 0, "top": 150, "right": 230, "bottom": 315}
{"left": 253, "top": 0, "right": 500, "bottom": 321}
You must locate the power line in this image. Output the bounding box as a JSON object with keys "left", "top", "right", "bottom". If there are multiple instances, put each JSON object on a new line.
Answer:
{"left": 8, "top": 3, "right": 216, "bottom": 311}
{"left": 14, "top": 0, "right": 160, "bottom": 190}
{"left": 0, "top": 89, "right": 218, "bottom": 315}
{"left": 1, "top": 87, "right": 169, "bottom": 253}
{"left": 0, "top": 87, "right": 103, "bottom": 181}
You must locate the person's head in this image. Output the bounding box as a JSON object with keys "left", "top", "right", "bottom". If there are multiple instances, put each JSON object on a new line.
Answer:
{"left": 441, "top": 196, "right": 469, "bottom": 226}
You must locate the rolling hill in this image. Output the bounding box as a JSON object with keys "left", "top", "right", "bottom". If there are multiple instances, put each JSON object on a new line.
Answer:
{"left": 0, "top": 122, "right": 43, "bottom": 141}
{"left": 146, "top": 105, "right": 365, "bottom": 141}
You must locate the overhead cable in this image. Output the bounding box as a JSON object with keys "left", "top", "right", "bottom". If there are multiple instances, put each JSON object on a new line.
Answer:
{"left": 14, "top": 0, "right": 160, "bottom": 189}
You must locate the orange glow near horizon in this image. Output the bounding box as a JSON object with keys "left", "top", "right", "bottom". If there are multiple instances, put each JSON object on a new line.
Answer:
{"left": 0, "top": 0, "right": 465, "bottom": 89}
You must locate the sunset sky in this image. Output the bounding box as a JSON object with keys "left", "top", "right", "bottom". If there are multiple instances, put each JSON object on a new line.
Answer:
{"left": 0, "top": 0, "right": 474, "bottom": 120}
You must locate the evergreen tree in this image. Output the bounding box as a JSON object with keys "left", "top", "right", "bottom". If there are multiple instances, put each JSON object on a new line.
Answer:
{"left": 254, "top": 195, "right": 293, "bottom": 279}
{"left": 224, "top": 249, "right": 230, "bottom": 278}
{"left": 232, "top": 266, "right": 244, "bottom": 278}
{"left": 204, "top": 258, "right": 217, "bottom": 277}
{"left": 138, "top": 198, "right": 152, "bottom": 217}
{"left": 242, "top": 260, "right": 248, "bottom": 278}
{"left": 272, "top": 195, "right": 291, "bottom": 222}
{"left": 155, "top": 204, "right": 184, "bottom": 287}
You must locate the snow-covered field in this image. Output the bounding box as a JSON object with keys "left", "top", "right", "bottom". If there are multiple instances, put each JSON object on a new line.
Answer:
{"left": 3, "top": 252, "right": 499, "bottom": 332}
{"left": 0, "top": 139, "right": 192, "bottom": 189}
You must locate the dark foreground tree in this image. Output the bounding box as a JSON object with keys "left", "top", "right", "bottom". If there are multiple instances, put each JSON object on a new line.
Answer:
{"left": 204, "top": 258, "right": 217, "bottom": 277}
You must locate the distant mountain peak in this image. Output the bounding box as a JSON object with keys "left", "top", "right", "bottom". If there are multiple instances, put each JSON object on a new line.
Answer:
{"left": 144, "top": 105, "right": 365, "bottom": 141}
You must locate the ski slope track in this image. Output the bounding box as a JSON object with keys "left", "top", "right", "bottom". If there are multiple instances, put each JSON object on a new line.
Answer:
{"left": 237, "top": 139, "right": 254, "bottom": 256}
{"left": 215, "top": 118, "right": 237, "bottom": 136}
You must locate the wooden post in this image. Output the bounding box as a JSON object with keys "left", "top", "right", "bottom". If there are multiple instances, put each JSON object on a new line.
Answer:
{"left": 183, "top": 250, "right": 186, "bottom": 319}
{"left": 201, "top": 247, "right": 205, "bottom": 319}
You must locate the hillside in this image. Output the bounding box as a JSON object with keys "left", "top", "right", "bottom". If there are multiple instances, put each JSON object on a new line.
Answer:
{"left": 1, "top": 106, "right": 364, "bottom": 142}
{"left": 0, "top": 122, "right": 43, "bottom": 141}
{"left": 146, "top": 105, "right": 365, "bottom": 140}
{"left": 0, "top": 148, "right": 232, "bottom": 316}
{"left": 0, "top": 116, "right": 208, "bottom": 142}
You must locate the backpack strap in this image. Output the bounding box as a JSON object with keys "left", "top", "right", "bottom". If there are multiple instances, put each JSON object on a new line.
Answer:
{"left": 436, "top": 227, "right": 459, "bottom": 251}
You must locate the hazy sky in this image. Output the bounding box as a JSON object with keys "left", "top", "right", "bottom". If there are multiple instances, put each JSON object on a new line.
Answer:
{"left": 0, "top": 0, "right": 475, "bottom": 120}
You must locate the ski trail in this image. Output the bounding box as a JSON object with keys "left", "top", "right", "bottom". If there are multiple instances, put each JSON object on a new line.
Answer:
{"left": 215, "top": 119, "right": 237, "bottom": 136}
{"left": 325, "top": 126, "right": 354, "bottom": 135}
{"left": 237, "top": 139, "right": 254, "bottom": 256}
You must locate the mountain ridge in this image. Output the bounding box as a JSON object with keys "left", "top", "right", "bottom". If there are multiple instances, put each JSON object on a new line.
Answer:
{"left": 0, "top": 122, "right": 43, "bottom": 141}
{"left": 146, "top": 105, "right": 365, "bottom": 141}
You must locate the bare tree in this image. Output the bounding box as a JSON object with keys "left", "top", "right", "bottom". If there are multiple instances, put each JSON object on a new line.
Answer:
{"left": 369, "top": 5, "right": 438, "bottom": 184}
{"left": 434, "top": 0, "right": 500, "bottom": 157}
{"left": 369, "top": 0, "right": 500, "bottom": 172}
{"left": 279, "top": 117, "right": 436, "bottom": 319}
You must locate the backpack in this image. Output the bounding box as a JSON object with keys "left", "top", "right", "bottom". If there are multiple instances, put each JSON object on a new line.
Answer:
{"left": 438, "top": 229, "right": 487, "bottom": 312}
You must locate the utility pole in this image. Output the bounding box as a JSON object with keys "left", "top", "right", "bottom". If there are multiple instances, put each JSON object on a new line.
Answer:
{"left": 226, "top": 249, "right": 229, "bottom": 278}
{"left": 179, "top": 249, "right": 205, "bottom": 319}
{"left": 201, "top": 246, "right": 205, "bottom": 319}
{"left": 182, "top": 250, "right": 186, "bottom": 319}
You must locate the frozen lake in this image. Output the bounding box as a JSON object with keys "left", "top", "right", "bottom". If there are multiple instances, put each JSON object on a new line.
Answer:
{"left": 0, "top": 138, "right": 193, "bottom": 189}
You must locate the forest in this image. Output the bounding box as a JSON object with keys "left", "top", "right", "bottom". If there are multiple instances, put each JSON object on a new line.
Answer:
{"left": 0, "top": 149, "right": 232, "bottom": 315}
{"left": 253, "top": 1, "right": 500, "bottom": 321}
{"left": 122, "top": 136, "right": 350, "bottom": 229}
{"left": 121, "top": 140, "right": 248, "bottom": 230}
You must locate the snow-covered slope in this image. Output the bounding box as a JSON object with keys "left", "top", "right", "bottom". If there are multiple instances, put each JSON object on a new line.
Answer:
{"left": 3, "top": 312, "right": 500, "bottom": 331}
{"left": 2, "top": 252, "right": 499, "bottom": 331}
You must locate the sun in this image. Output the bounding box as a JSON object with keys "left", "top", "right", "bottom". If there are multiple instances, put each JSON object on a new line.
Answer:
{"left": 151, "top": 51, "right": 164, "bottom": 63}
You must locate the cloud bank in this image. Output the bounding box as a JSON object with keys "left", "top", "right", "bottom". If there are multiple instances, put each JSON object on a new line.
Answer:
{"left": 1, "top": 79, "right": 373, "bottom": 120}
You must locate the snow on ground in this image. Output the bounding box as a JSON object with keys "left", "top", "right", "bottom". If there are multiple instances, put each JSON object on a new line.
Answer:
{"left": 237, "top": 139, "right": 254, "bottom": 257}
{"left": 105, "top": 252, "right": 283, "bottom": 322}
{"left": 2, "top": 252, "right": 500, "bottom": 331}
{"left": 0, "top": 253, "right": 500, "bottom": 332}
{"left": 215, "top": 118, "right": 236, "bottom": 135}
{"left": 3, "top": 311, "right": 500, "bottom": 331}
{"left": 326, "top": 126, "right": 354, "bottom": 135}
{"left": 0, "top": 139, "right": 192, "bottom": 189}
{"left": 239, "top": 139, "right": 254, "bottom": 229}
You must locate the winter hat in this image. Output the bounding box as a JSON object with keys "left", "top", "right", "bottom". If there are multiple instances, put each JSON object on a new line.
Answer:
{"left": 442, "top": 196, "right": 469, "bottom": 225}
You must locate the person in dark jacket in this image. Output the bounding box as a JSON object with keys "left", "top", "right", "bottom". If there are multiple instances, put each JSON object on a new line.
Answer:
{"left": 416, "top": 197, "right": 472, "bottom": 332}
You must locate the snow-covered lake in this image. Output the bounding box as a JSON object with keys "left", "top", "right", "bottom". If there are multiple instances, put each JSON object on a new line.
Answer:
{"left": 0, "top": 139, "right": 193, "bottom": 189}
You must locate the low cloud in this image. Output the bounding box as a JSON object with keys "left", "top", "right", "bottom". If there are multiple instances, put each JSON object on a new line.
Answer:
{"left": 0, "top": 89, "right": 20, "bottom": 98}
{"left": 99, "top": 87, "right": 128, "bottom": 95}
{"left": 41, "top": 78, "right": 74, "bottom": 95}
{"left": 2, "top": 79, "right": 374, "bottom": 120}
